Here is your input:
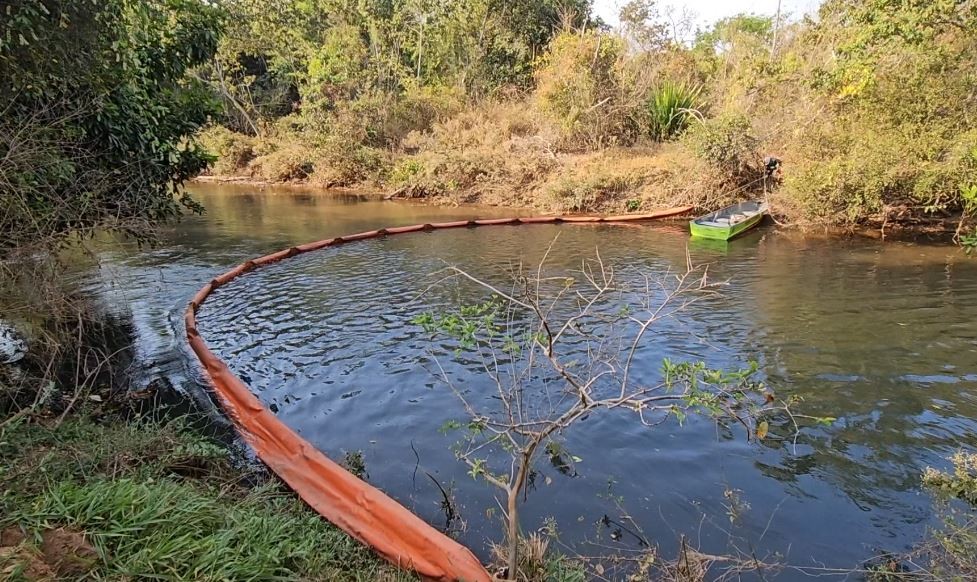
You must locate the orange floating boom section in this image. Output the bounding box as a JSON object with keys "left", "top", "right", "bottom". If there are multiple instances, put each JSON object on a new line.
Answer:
{"left": 184, "top": 206, "right": 692, "bottom": 582}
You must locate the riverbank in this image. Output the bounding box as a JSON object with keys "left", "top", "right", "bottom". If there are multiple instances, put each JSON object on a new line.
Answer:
{"left": 0, "top": 273, "right": 396, "bottom": 581}
{"left": 190, "top": 170, "right": 963, "bottom": 245}
{"left": 0, "top": 319, "right": 412, "bottom": 580}
{"left": 195, "top": 119, "right": 968, "bottom": 243}
{"left": 197, "top": 119, "right": 775, "bottom": 217}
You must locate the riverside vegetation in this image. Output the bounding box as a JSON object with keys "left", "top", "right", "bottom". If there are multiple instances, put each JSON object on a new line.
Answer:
{"left": 197, "top": 0, "right": 977, "bottom": 247}
{"left": 0, "top": 1, "right": 403, "bottom": 579}
{"left": 1, "top": 1, "right": 977, "bottom": 581}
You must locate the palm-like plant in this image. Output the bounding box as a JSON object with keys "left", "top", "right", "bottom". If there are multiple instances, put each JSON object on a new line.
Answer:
{"left": 645, "top": 80, "right": 703, "bottom": 141}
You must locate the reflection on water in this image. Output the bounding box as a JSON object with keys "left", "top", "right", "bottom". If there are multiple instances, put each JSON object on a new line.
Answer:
{"left": 83, "top": 184, "right": 977, "bottom": 577}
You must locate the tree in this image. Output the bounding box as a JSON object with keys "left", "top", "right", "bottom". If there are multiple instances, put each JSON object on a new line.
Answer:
{"left": 0, "top": 0, "right": 224, "bottom": 252}
{"left": 414, "top": 244, "right": 813, "bottom": 579}
{"left": 206, "top": 0, "right": 595, "bottom": 120}
{"left": 619, "top": 0, "right": 669, "bottom": 50}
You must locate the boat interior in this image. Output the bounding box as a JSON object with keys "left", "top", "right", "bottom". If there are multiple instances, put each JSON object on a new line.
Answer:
{"left": 696, "top": 201, "right": 765, "bottom": 227}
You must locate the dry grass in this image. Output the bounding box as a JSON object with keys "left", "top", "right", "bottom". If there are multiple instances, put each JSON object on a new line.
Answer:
{"left": 389, "top": 101, "right": 560, "bottom": 205}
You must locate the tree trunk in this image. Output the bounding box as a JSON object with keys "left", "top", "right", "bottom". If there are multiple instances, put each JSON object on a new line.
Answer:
{"left": 506, "top": 486, "right": 520, "bottom": 580}
{"left": 505, "top": 445, "right": 538, "bottom": 580}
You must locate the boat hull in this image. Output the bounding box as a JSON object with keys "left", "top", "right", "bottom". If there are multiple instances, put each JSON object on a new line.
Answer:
{"left": 689, "top": 210, "right": 764, "bottom": 241}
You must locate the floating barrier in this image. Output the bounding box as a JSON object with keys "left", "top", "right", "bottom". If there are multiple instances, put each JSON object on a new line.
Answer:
{"left": 184, "top": 206, "right": 692, "bottom": 582}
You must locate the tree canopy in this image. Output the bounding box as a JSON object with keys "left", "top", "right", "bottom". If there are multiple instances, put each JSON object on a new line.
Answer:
{"left": 0, "top": 0, "right": 223, "bottom": 252}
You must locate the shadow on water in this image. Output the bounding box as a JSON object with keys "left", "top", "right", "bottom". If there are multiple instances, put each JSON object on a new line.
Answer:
{"left": 75, "top": 183, "right": 977, "bottom": 577}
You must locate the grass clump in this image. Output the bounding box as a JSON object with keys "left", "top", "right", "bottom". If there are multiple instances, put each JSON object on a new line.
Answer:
{"left": 644, "top": 81, "right": 703, "bottom": 141}
{"left": 6, "top": 478, "right": 404, "bottom": 581}
{"left": 544, "top": 170, "right": 642, "bottom": 213}
{"left": 0, "top": 407, "right": 411, "bottom": 581}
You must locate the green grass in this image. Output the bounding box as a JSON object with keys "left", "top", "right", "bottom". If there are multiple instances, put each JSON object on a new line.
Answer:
{"left": 0, "top": 409, "right": 412, "bottom": 581}
{"left": 9, "top": 479, "right": 402, "bottom": 581}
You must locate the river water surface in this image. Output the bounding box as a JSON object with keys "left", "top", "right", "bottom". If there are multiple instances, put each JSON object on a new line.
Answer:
{"left": 80, "top": 183, "right": 977, "bottom": 578}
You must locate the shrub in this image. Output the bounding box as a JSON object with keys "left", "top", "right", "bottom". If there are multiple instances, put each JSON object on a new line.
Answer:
{"left": 304, "top": 24, "right": 370, "bottom": 109}
{"left": 534, "top": 30, "right": 635, "bottom": 150}
{"left": 644, "top": 81, "right": 703, "bottom": 141}
{"left": 388, "top": 158, "right": 425, "bottom": 186}
{"left": 919, "top": 451, "right": 977, "bottom": 579}
{"left": 248, "top": 145, "right": 314, "bottom": 182}
{"left": 924, "top": 451, "right": 977, "bottom": 506}
{"left": 197, "top": 126, "right": 256, "bottom": 176}
{"left": 312, "top": 140, "right": 386, "bottom": 186}
{"left": 682, "top": 113, "right": 762, "bottom": 194}
{"left": 783, "top": 120, "right": 977, "bottom": 224}
{"left": 0, "top": 0, "right": 221, "bottom": 251}
{"left": 386, "top": 102, "right": 557, "bottom": 203}
{"left": 544, "top": 172, "right": 641, "bottom": 213}
{"left": 382, "top": 85, "right": 465, "bottom": 145}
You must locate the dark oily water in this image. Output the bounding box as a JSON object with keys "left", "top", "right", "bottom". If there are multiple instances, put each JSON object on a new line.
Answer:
{"left": 79, "top": 184, "right": 977, "bottom": 576}
{"left": 190, "top": 202, "right": 977, "bottom": 574}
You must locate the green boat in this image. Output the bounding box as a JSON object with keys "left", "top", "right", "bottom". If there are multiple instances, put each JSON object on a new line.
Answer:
{"left": 689, "top": 201, "right": 767, "bottom": 241}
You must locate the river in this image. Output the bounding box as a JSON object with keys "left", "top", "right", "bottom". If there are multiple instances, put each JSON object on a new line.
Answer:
{"left": 78, "top": 183, "right": 977, "bottom": 577}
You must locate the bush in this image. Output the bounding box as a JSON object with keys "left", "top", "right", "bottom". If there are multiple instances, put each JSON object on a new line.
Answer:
{"left": 312, "top": 139, "right": 386, "bottom": 186}
{"left": 544, "top": 173, "right": 641, "bottom": 212}
{"left": 683, "top": 114, "right": 762, "bottom": 186}
{"left": 381, "top": 85, "right": 465, "bottom": 145}
{"left": 387, "top": 102, "right": 557, "bottom": 203}
{"left": 248, "top": 145, "right": 315, "bottom": 182}
{"left": 197, "top": 126, "right": 256, "bottom": 176}
{"left": 0, "top": 0, "right": 222, "bottom": 252}
{"left": 534, "top": 30, "right": 635, "bottom": 150}
{"left": 924, "top": 451, "right": 977, "bottom": 506}
{"left": 783, "top": 120, "right": 977, "bottom": 224}
{"left": 388, "top": 158, "right": 426, "bottom": 187}
{"left": 644, "top": 81, "right": 703, "bottom": 141}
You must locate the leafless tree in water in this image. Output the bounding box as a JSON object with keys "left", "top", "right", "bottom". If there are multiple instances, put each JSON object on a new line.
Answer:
{"left": 414, "top": 237, "right": 819, "bottom": 580}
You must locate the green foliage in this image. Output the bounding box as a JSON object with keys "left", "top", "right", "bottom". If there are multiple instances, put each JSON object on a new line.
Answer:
{"left": 919, "top": 451, "right": 977, "bottom": 579}
{"left": 305, "top": 24, "right": 370, "bottom": 108}
{"left": 682, "top": 114, "right": 761, "bottom": 187}
{"left": 197, "top": 125, "right": 256, "bottom": 175}
{"left": 962, "top": 229, "right": 977, "bottom": 255}
{"left": 342, "top": 450, "right": 368, "bottom": 479}
{"left": 644, "top": 80, "right": 702, "bottom": 141}
{"left": 390, "top": 158, "right": 426, "bottom": 186}
{"left": 413, "top": 299, "right": 503, "bottom": 349}
{"left": 6, "top": 478, "right": 405, "bottom": 580}
{"left": 0, "top": 415, "right": 232, "bottom": 505}
{"left": 208, "top": 0, "right": 590, "bottom": 129}
{"left": 961, "top": 183, "right": 977, "bottom": 216}
{"left": 816, "top": 0, "right": 977, "bottom": 101}
{"left": 924, "top": 451, "right": 977, "bottom": 506}
{"left": 535, "top": 30, "right": 632, "bottom": 149}
{"left": 196, "top": 0, "right": 977, "bottom": 243}
{"left": 694, "top": 13, "right": 773, "bottom": 52}
{"left": 0, "top": 0, "right": 223, "bottom": 251}
{"left": 0, "top": 407, "right": 409, "bottom": 581}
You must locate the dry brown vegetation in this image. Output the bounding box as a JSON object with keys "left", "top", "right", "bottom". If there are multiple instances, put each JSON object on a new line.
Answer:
{"left": 200, "top": 2, "right": 977, "bottom": 248}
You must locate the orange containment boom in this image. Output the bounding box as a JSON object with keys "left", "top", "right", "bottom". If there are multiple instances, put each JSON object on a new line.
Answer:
{"left": 184, "top": 206, "right": 692, "bottom": 582}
